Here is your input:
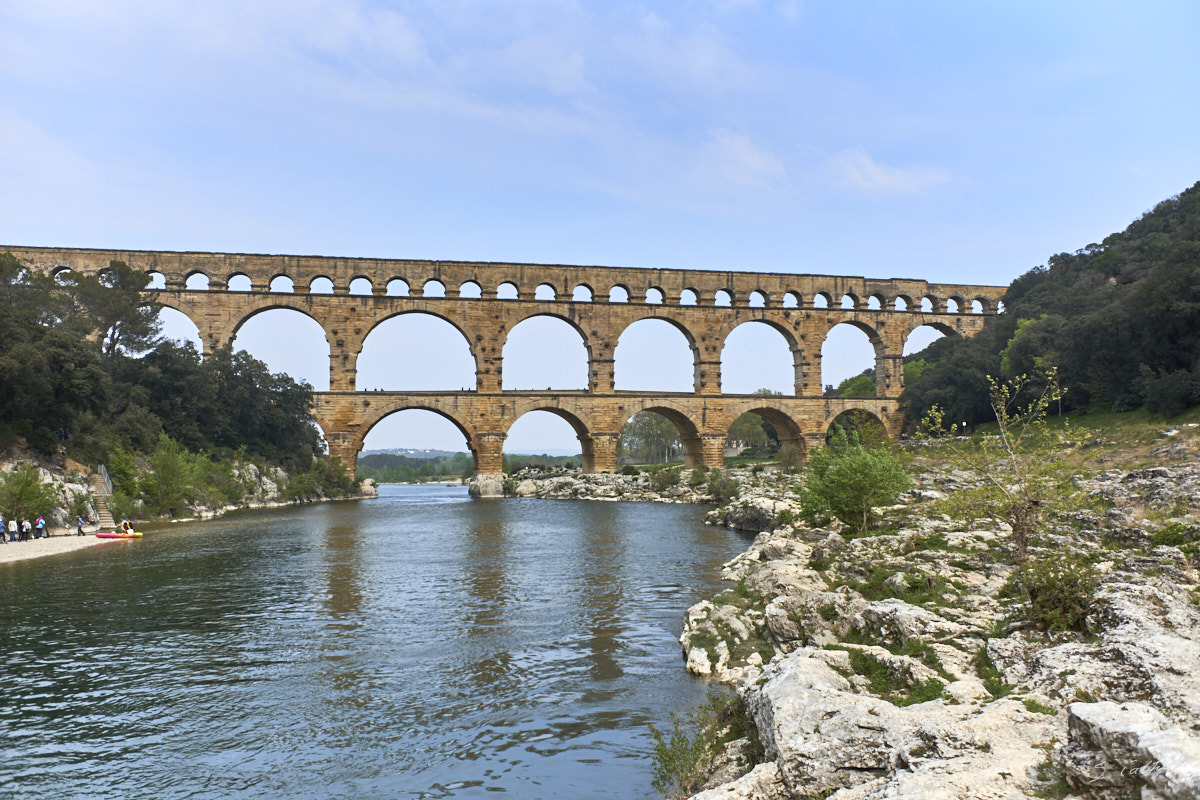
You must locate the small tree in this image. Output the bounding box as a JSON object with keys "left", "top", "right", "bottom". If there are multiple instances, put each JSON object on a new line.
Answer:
{"left": 800, "top": 427, "right": 908, "bottom": 534}
{"left": 776, "top": 442, "right": 803, "bottom": 473}
{"left": 918, "top": 369, "right": 1068, "bottom": 563}
{"left": 0, "top": 462, "right": 61, "bottom": 521}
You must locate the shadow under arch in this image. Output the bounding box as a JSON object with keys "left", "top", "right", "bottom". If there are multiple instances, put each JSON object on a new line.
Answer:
{"left": 501, "top": 312, "right": 591, "bottom": 390}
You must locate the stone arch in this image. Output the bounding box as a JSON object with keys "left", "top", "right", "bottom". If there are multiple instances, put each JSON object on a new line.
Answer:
{"left": 152, "top": 300, "right": 204, "bottom": 353}
{"left": 866, "top": 293, "right": 884, "bottom": 310}
{"left": 349, "top": 277, "right": 374, "bottom": 296}
{"left": 726, "top": 405, "right": 807, "bottom": 460}
{"left": 645, "top": 287, "right": 665, "bottom": 305}
{"left": 623, "top": 404, "right": 706, "bottom": 469}
{"left": 231, "top": 305, "right": 331, "bottom": 391}
{"left": 459, "top": 280, "right": 483, "bottom": 299}
{"left": 680, "top": 288, "right": 699, "bottom": 306}
{"left": 386, "top": 278, "right": 410, "bottom": 296}
{"left": 720, "top": 320, "right": 799, "bottom": 395}
{"left": 497, "top": 281, "right": 519, "bottom": 300}
{"left": 356, "top": 404, "right": 478, "bottom": 471}
{"left": 501, "top": 314, "right": 590, "bottom": 390}
{"left": 748, "top": 291, "right": 766, "bottom": 308}
{"left": 145, "top": 271, "right": 166, "bottom": 289}
{"left": 920, "top": 294, "right": 937, "bottom": 313}
{"left": 971, "top": 296, "right": 990, "bottom": 313}
{"left": 894, "top": 295, "right": 911, "bottom": 311}
{"left": 358, "top": 311, "right": 476, "bottom": 391}
{"left": 820, "top": 320, "right": 884, "bottom": 395}
{"left": 782, "top": 292, "right": 800, "bottom": 309}
{"left": 713, "top": 289, "right": 732, "bottom": 307}
{"left": 185, "top": 272, "right": 211, "bottom": 290}
{"left": 534, "top": 282, "right": 556, "bottom": 301}
{"left": 309, "top": 275, "right": 335, "bottom": 294}
{"left": 571, "top": 284, "right": 593, "bottom": 302}
{"left": 946, "top": 296, "right": 962, "bottom": 313}
{"left": 614, "top": 316, "right": 698, "bottom": 392}
{"left": 270, "top": 275, "right": 295, "bottom": 293}
{"left": 839, "top": 293, "right": 858, "bottom": 309}
{"left": 608, "top": 284, "right": 630, "bottom": 303}
{"left": 503, "top": 405, "right": 595, "bottom": 471}
{"left": 422, "top": 279, "right": 446, "bottom": 298}
{"left": 813, "top": 292, "right": 831, "bottom": 309}
{"left": 228, "top": 273, "right": 252, "bottom": 292}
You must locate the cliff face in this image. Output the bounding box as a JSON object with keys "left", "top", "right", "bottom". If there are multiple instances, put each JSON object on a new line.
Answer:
{"left": 679, "top": 460, "right": 1200, "bottom": 800}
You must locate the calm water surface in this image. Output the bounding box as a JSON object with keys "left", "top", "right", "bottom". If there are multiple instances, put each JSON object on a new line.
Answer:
{"left": 0, "top": 485, "right": 751, "bottom": 799}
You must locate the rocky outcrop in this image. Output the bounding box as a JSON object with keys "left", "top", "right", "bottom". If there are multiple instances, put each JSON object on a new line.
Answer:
{"left": 676, "top": 461, "right": 1200, "bottom": 800}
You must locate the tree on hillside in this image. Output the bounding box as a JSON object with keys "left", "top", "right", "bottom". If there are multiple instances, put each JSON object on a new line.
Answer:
{"left": 0, "top": 463, "right": 61, "bottom": 520}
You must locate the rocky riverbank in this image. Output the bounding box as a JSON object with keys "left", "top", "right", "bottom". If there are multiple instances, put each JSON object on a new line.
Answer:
{"left": 675, "top": 459, "right": 1200, "bottom": 800}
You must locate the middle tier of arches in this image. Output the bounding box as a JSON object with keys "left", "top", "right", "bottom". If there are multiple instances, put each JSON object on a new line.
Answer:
{"left": 154, "top": 290, "right": 982, "bottom": 398}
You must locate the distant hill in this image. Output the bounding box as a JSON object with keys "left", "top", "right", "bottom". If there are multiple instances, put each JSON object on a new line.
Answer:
{"left": 901, "top": 180, "right": 1200, "bottom": 427}
{"left": 361, "top": 448, "right": 459, "bottom": 459}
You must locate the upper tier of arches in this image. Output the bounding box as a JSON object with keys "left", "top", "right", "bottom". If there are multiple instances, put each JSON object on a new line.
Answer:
{"left": 17, "top": 246, "right": 1007, "bottom": 315}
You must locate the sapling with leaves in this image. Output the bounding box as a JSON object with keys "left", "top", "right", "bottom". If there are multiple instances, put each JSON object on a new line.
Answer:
{"left": 918, "top": 368, "right": 1075, "bottom": 563}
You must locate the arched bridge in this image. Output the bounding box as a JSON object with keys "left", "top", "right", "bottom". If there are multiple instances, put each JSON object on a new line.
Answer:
{"left": 8, "top": 246, "right": 1005, "bottom": 495}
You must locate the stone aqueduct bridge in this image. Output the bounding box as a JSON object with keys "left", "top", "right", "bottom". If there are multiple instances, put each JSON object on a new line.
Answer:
{"left": 10, "top": 246, "right": 1005, "bottom": 493}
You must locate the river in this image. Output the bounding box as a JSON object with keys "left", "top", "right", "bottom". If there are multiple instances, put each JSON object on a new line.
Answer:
{"left": 0, "top": 484, "right": 752, "bottom": 799}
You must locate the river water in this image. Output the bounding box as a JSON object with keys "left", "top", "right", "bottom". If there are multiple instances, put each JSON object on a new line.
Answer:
{"left": 0, "top": 484, "right": 752, "bottom": 799}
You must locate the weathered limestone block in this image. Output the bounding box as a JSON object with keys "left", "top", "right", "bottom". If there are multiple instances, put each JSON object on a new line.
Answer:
{"left": 690, "top": 762, "right": 790, "bottom": 800}
{"left": 1059, "top": 701, "right": 1200, "bottom": 800}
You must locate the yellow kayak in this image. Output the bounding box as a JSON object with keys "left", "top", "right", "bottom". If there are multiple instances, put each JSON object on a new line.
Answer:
{"left": 96, "top": 531, "right": 142, "bottom": 539}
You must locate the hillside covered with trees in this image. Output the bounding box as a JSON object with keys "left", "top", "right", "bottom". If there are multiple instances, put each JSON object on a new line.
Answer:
{"left": 902, "top": 181, "right": 1200, "bottom": 427}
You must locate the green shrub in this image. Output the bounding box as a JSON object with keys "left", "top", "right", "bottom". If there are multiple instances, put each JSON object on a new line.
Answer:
{"left": 648, "top": 692, "right": 763, "bottom": 799}
{"left": 1007, "top": 551, "right": 1100, "bottom": 633}
{"left": 620, "top": 465, "right": 640, "bottom": 476}
{"left": 649, "top": 466, "right": 682, "bottom": 491}
{"left": 688, "top": 467, "right": 708, "bottom": 488}
{"left": 0, "top": 462, "right": 61, "bottom": 519}
{"left": 800, "top": 427, "right": 908, "bottom": 533}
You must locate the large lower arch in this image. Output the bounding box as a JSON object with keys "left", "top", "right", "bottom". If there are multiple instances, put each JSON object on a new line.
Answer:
{"left": 625, "top": 404, "right": 706, "bottom": 469}
{"left": 358, "top": 312, "right": 476, "bottom": 391}
{"left": 614, "top": 318, "right": 697, "bottom": 392}
{"left": 726, "top": 405, "right": 806, "bottom": 461}
{"left": 720, "top": 321, "right": 798, "bottom": 395}
{"left": 826, "top": 408, "right": 888, "bottom": 444}
{"left": 232, "top": 306, "right": 331, "bottom": 391}
{"left": 503, "top": 408, "right": 592, "bottom": 470}
{"left": 155, "top": 306, "right": 203, "bottom": 353}
{"left": 501, "top": 315, "right": 590, "bottom": 390}
{"left": 355, "top": 403, "right": 479, "bottom": 474}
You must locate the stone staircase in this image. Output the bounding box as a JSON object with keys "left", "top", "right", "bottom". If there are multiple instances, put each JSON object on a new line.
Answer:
{"left": 90, "top": 471, "right": 115, "bottom": 530}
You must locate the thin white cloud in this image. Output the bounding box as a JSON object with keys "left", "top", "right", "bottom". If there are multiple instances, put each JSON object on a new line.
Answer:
{"left": 703, "top": 129, "right": 788, "bottom": 189}
{"left": 827, "top": 147, "right": 950, "bottom": 193}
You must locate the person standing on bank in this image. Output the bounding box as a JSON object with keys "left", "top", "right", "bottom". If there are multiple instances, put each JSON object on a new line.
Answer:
{"left": 34, "top": 515, "right": 46, "bottom": 538}
{"left": 76, "top": 516, "right": 85, "bottom": 536}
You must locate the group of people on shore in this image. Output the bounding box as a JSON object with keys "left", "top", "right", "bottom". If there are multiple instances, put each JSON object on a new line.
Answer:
{"left": 0, "top": 514, "right": 88, "bottom": 542}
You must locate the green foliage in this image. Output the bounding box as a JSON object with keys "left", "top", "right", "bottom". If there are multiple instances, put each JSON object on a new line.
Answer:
{"left": 800, "top": 427, "right": 909, "bottom": 534}
{"left": 358, "top": 452, "right": 476, "bottom": 483}
{"left": 918, "top": 371, "right": 1072, "bottom": 562}
{"left": 688, "top": 467, "right": 708, "bottom": 488}
{"left": 648, "top": 692, "right": 763, "bottom": 799}
{"left": 829, "top": 369, "right": 876, "bottom": 398}
{"left": 973, "top": 649, "right": 1013, "bottom": 700}
{"left": 776, "top": 442, "right": 803, "bottom": 473}
{"left": 619, "top": 411, "right": 682, "bottom": 464}
{"left": 903, "top": 182, "right": 1200, "bottom": 425}
{"left": 707, "top": 471, "right": 741, "bottom": 505}
{"left": 287, "top": 457, "right": 356, "bottom": 499}
{"left": 1006, "top": 550, "right": 1100, "bottom": 633}
{"left": 649, "top": 465, "right": 682, "bottom": 491}
{"left": 826, "top": 646, "right": 945, "bottom": 707}
{"left": 620, "top": 464, "right": 641, "bottom": 476}
{"left": 0, "top": 462, "right": 61, "bottom": 520}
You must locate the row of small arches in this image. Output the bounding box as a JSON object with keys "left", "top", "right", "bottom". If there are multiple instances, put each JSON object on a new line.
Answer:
{"left": 114, "top": 269, "right": 1001, "bottom": 315}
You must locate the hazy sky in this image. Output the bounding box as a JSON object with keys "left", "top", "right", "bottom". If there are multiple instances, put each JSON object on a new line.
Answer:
{"left": 3, "top": 2, "right": 1198, "bottom": 452}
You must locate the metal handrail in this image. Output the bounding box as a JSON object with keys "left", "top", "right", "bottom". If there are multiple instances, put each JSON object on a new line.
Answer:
{"left": 96, "top": 465, "right": 114, "bottom": 496}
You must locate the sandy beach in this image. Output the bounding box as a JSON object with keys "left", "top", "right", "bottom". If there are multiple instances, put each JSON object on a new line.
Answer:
{"left": 0, "top": 533, "right": 107, "bottom": 565}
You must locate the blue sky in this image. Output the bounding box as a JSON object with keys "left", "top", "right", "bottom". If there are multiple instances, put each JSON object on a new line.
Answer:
{"left": 3, "top": 1, "right": 1198, "bottom": 452}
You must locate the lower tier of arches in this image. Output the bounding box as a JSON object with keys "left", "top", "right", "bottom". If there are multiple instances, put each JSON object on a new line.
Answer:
{"left": 313, "top": 391, "right": 904, "bottom": 495}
